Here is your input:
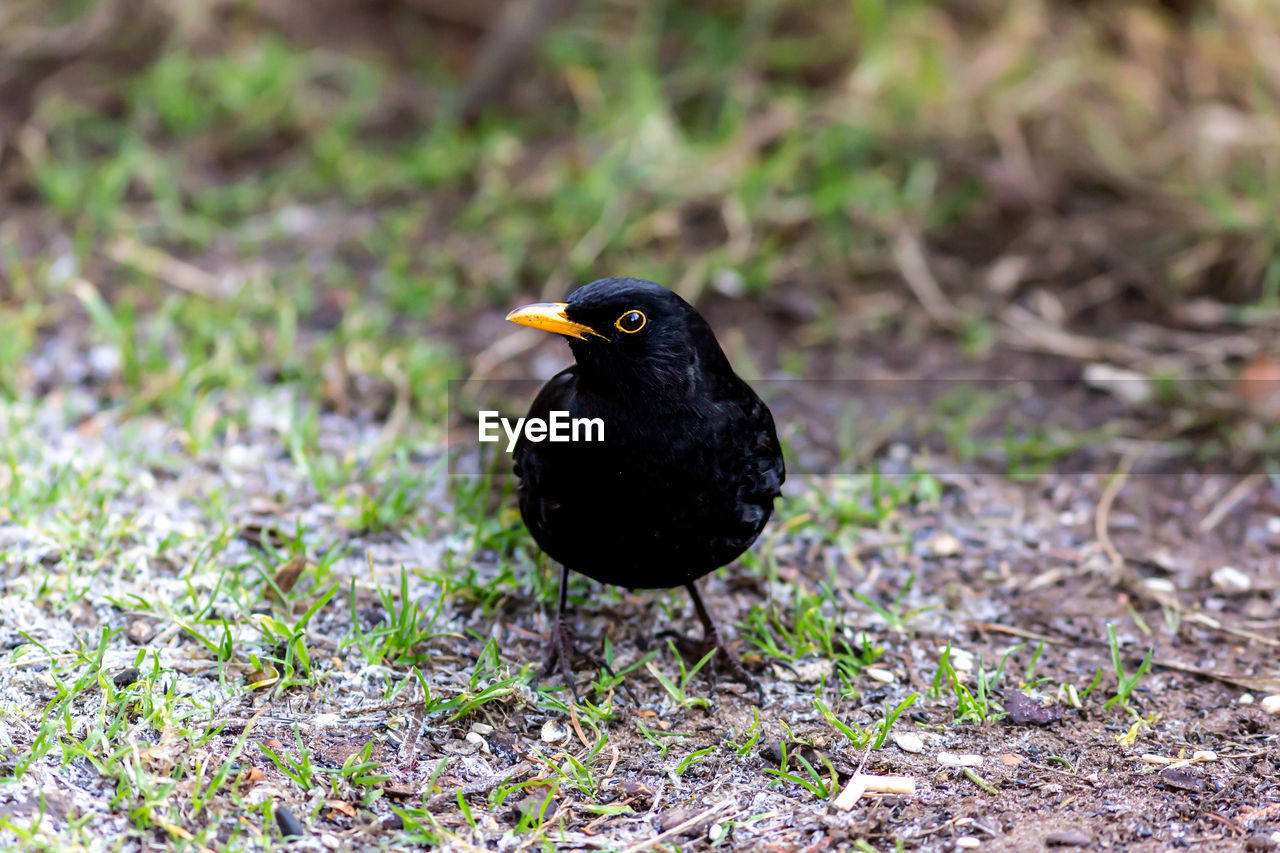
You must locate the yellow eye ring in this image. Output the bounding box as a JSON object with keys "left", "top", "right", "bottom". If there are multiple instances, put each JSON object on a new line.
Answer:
{"left": 615, "top": 310, "right": 646, "bottom": 333}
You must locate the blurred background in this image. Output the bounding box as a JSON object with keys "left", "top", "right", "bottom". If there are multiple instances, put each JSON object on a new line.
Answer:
{"left": 0, "top": 0, "right": 1278, "bottom": 459}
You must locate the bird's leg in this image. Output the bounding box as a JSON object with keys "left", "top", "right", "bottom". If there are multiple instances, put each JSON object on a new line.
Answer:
{"left": 540, "top": 565, "right": 614, "bottom": 703}
{"left": 668, "top": 581, "right": 764, "bottom": 704}
{"left": 542, "top": 565, "right": 582, "bottom": 699}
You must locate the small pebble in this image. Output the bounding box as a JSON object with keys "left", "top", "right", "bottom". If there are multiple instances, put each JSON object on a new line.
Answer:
{"left": 1211, "top": 566, "right": 1252, "bottom": 592}
{"left": 126, "top": 620, "right": 156, "bottom": 645}
{"left": 470, "top": 723, "right": 494, "bottom": 735}
{"left": 274, "top": 805, "right": 306, "bottom": 838}
{"left": 444, "top": 738, "right": 479, "bottom": 756}
{"left": 956, "top": 836, "right": 981, "bottom": 849}
{"left": 1045, "top": 828, "right": 1092, "bottom": 847}
{"left": 1142, "top": 577, "right": 1176, "bottom": 594}
{"left": 1192, "top": 750, "right": 1217, "bottom": 762}
{"left": 48, "top": 253, "right": 78, "bottom": 286}
{"left": 1240, "top": 693, "right": 1255, "bottom": 705}
{"left": 1261, "top": 695, "right": 1280, "bottom": 715}
{"left": 465, "top": 732, "right": 487, "bottom": 749}
{"left": 541, "top": 720, "right": 569, "bottom": 743}
{"left": 894, "top": 733, "right": 924, "bottom": 754}
{"left": 929, "top": 532, "right": 961, "bottom": 557}
{"left": 87, "top": 345, "right": 122, "bottom": 379}
{"left": 949, "top": 649, "right": 976, "bottom": 673}
{"left": 112, "top": 668, "right": 141, "bottom": 688}
{"left": 793, "top": 660, "right": 835, "bottom": 682}
{"left": 938, "top": 753, "right": 982, "bottom": 767}
{"left": 712, "top": 269, "right": 745, "bottom": 297}
{"left": 864, "top": 667, "right": 895, "bottom": 684}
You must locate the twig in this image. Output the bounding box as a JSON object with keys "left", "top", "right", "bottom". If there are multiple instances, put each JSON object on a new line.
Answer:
{"left": 892, "top": 228, "right": 962, "bottom": 331}
{"left": 399, "top": 700, "right": 426, "bottom": 766}
{"left": 964, "top": 622, "right": 1062, "bottom": 645}
{"left": 424, "top": 761, "right": 533, "bottom": 809}
{"left": 1182, "top": 612, "right": 1280, "bottom": 648}
{"left": 568, "top": 702, "right": 591, "bottom": 750}
{"left": 1199, "top": 474, "right": 1265, "bottom": 534}
{"left": 968, "top": 621, "right": 1280, "bottom": 689}
{"left": 106, "top": 237, "right": 227, "bottom": 298}
{"left": 1202, "top": 812, "right": 1246, "bottom": 835}
{"left": 997, "top": 304, "right": 1152, "bottom": 367}
{"left": 621, "top": 799, "right": 736, "bottom": 853}
{"left": 1096, "top": 452, "right": 1137, "bottom": 568}
{"left": 458, "top": 0, "right": 576, "bottom": 122}
{"left": 466, "top": 328, "right": 545, "bottom": 386}
{"left": 603, "top": 743, "right": 620, "bottom": 779}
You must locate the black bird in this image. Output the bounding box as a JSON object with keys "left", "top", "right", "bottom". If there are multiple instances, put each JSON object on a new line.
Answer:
{"left": 505, "top": 277, "right": 785, "bottom": 698}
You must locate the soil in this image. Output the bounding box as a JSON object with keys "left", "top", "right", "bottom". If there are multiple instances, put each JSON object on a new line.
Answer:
{"left": 6, "top": 310, "right": 1278, "bottom": 851}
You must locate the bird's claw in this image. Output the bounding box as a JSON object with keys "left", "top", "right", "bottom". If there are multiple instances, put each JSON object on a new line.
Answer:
{"left": 539, "top": 620, "right": 615, "bottom": 704}
{"left": 658, "top": 629, "right": 764, "bottom": 705}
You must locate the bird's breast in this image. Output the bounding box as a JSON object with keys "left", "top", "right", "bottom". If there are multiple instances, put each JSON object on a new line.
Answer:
{"left": 516, "top": 393, "right": 779, "bottom": 588}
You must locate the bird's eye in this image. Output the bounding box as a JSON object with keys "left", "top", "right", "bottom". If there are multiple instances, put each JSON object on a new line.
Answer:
{"left": 615, "top": 310, "right": 646, "bottom": 334}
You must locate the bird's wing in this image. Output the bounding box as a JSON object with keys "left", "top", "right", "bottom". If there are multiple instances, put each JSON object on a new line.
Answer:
{"left": 739, "top": 383, "right": 786, "bottom": 499}
{"left": 512, "top": 366, "right": 576, "bottom": 481}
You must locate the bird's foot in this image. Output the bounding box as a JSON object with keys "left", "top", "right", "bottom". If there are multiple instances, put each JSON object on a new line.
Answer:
{"left": 540, "top": 620, "right": 615, "bottom": 703}
{"left": 658, "top": 629, "right": 764, "bottom": 705}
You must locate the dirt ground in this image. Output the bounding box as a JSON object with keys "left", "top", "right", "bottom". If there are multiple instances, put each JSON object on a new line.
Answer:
{"left": 2, "top": 2, "right": 1279, "bottom": 849}
{"left": 4, "top": 325, "right": 1279, "bottom": 852}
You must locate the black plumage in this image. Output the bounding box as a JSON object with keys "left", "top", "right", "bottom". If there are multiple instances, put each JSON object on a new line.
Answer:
{"left": 506, "top": 277, "right": 785, "bottom": 699}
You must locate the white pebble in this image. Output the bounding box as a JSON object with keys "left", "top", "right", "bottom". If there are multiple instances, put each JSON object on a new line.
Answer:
{"left": 895, "top": 733, "right": 924, "bottom": 754}
{"left": 1211, "top": 566, "right": 1252, "bottom": 592}
{"left": 938, "top": 752, "right": 983, "bottom": 767}
{"left": 793, "top": 660, "right": 835, "bottom": 682}
{"left": 48, "top": 253, "right": 78, "bottom": 286}
{"left": 1261, "top": 695, "right": 1280, "bottom": 715}
{"left": 1192, "top": 750, "right": 1217, "bottom": 762}
{"left": 1142, "top": 577, "right": 1176, "bottom": 594}
{"left": 949, "top": 649, "right": 976, "bottom": 673}
{"left": 465, "top": 732, "right": 487, "bottom": 748}
{"left": 470, "top": 723, "right": 494, "bottom": 735}
{"left": 929, "top": 532, "right": 961, "bottom": 557}
{"left": 1240, "top": 693, "right": 1255, "bottom": 705}
{"left": 957, "top": 836, "right": 981, "bottom": 849}
{"left": 864, "top": 667, "right": 895, "bottom": 684}
{"left": 541, "top": 720, "right": 569, "bottom": 743}
{"left": 88, "top": 345, "right": 122, "bottom": 378}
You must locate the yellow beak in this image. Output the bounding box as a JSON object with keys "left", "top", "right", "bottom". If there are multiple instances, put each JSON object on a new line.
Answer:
{"left": 504, "top": 302, "right": 601, "bottom": 341}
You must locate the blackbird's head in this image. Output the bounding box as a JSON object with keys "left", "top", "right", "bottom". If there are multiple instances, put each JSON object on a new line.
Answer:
{"left": 505, "top": 277, "right": 733, "bottom": 397}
